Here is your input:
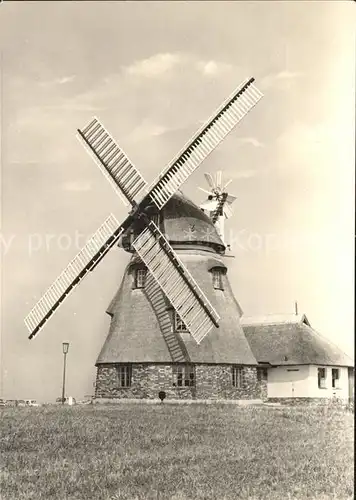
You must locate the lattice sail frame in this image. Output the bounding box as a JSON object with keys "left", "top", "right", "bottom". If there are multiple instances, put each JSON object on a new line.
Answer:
{"left": 146, "top": 78, "right": 263, "bottom": 209}
{"left": 77, "top": 118, "right": 147, "bottom": 206}
{"left": 25, "top": 215, "right": 123, "bottom": 339}
{"left": 25, "top": 77, "right": 263, "bottom": 341}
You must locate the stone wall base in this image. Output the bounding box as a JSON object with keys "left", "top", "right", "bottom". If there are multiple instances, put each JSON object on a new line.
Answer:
{"left": 93, "top": 398, "right": 264, "bottom": 405}
{"left": 95, "top": 363, "right": 267, "bottom": 401}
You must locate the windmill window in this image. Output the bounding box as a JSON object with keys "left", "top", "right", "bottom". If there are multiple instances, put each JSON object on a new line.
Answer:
{"left": 135, "top": 268, "right": 147, "bottom": 288}
{"left": 257, "top": 368, "right": 268, "bottom": 381}
{"left": 212, "top": 269, "right": 224, "bottom": 290}
{"left": 232, "top": 366, "right": 243, "bottom": 388}
{"left": 172, "top": 365, "right": 195, "bottom": 387}
{"left": 174, "top": 311, "right": 188, "bottom": 333}
{"left": 318, "top": 367, "right": 327, "bottom": 389}
{"left": 332, "top": 368, "right": 340, "bottom": 389}
{"left": 116, "top": 365, "right": 132, "bottom": 388}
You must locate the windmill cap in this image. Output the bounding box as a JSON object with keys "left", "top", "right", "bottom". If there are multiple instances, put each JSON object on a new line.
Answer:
{"left": 161, "top": 192, "right": 225, "bottom": 251}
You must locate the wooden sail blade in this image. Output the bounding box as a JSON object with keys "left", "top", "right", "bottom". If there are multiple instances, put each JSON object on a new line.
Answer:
{"left": 226, "top": 193, "right": 237, "bottom": 204}
{"left": 223, "top": 203, "right": 234, "bottom": 219}
{"left": 222, "top": 178, "right": 233, "bottom": 191}
{"left": 147, "top": 78, "right": 263, "bottom": 210}
{"left": 204, "top": 172, "right": 215, "bottom": 190}
{"left": 132, "top": 222, "right": 220, "bottom": 344}
{"left": 198, "top": 186, "right": 213, "bottom": 196}
{"left": 216, "top": 171, "right": 222, "bottom": 190}
{"left": 25, "top": 215, "right": 124, "bottom": 340}
{"left": 77, "top": 118, "right": 147, "bottom": 206}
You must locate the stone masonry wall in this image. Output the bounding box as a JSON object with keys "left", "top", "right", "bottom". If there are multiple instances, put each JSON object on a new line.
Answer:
{"left": 95, "top": 363, "right": 263, "bottom": 400}
{"left": 195, "top": 365, "right": 260, "bottom": 400}
{"left": 258, "top": 378, "right": 268, "bottom": 402}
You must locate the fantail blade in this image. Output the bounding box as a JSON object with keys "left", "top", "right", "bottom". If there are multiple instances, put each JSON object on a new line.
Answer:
{"left": 204, "top": 173, "right": 215, "bottom": 190}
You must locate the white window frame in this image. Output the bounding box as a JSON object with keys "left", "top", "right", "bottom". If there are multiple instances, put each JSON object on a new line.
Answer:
{"left": 174, "top": 311, "right": 188, "bottom": 333}
{"left": 212, "top": 269, "right": 224, "bottom": 290}
{"left": 135, "top": 268, "right": 147, "bottom": 289}
{"left": 232, "top": 366, "right": 243, "bottom": 388}
{"left": 318, "top": 367, "right": 327, "bottom": 389}
{"left": 172, "top": 365, "right": 195, "bottom": 387}
{"left": 332, "top": 368, "right": 340, "bottom": 389}
{"left": 116, "top": 365, "right": 132, "bottom": 388}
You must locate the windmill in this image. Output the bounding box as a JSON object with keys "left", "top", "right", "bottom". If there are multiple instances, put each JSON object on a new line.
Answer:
{"left": 24, "top": 78, "right": 263, "bottom": 346}
{"left": 199, "top": 171, "right": 237, "bottom": 245}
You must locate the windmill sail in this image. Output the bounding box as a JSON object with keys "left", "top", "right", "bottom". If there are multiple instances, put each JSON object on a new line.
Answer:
{"left": 216, "top": 171, "right": 222, "bottom": 190}
{"left": 204, "top": 173, "right": 215, "bottom": 190}
{"left": 226, "top": 194, "right": 237, "bottom": 204}
{"left": 223, "top": 203, "right": 233, "bottom": 219}
{"left": 133, "top": 222, "right": 220, "bottom": 344}
{"left": 25, "top": 215, "right": 124, "bottom": 339}
{"left": 25, "top": 76, "right": 263, "bottom": 343}
{"left": 77, "top": 118, "right": 147, "bottom": 206}
{"left": 147, "top": 78, "right": 263, "bottom": 210}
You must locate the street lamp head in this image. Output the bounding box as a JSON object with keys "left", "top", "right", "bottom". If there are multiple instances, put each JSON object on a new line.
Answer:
{"left": 62, "top": 342, "right": 69, "bottom": 354}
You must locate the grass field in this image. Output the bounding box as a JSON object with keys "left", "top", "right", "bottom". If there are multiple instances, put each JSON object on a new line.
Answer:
{"left": 0, "top": 403, "right": 353, "bottom": 500}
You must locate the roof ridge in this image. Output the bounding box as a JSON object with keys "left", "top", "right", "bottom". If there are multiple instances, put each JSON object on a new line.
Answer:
{"left": 240, "top": 313, "right": 305, "bottom": 326}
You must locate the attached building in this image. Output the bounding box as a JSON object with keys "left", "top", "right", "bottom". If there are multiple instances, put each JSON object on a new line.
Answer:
{"left": 241, "top": 314, "right": 354, "bottom": 403}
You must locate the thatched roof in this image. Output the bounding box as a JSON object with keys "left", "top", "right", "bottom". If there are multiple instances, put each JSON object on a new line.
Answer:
{"left": 241, "top": 315, "right": 353, "bottom": 367}
{"left": 96, "top": 249, "right": 257, "bottom": 365}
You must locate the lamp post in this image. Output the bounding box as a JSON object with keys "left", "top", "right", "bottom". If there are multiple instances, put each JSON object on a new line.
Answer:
{"left": 61, "top": 342, "right": 69, "bottom": 404}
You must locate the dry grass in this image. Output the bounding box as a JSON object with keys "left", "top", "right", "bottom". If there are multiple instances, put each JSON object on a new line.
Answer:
{"left": 0, "top": 404, "right": 354, "bottom": 500}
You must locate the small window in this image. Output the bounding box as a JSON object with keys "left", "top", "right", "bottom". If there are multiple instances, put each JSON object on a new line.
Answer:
{"left": 212, "top": 269, "right": 224, "bottom": 290}
{"left": 135, "top": 268, "right": 147, "bottom": 288}
{"left": 174, "top": 311, "right": 188, "bottom": 333}
{"left": 116, "top": 365, "right": 132, "bottom": 388}
{"left": 318, "top": 367, "right": 327, "bottom": 389}
{"left": 172, "top": 365, "right": 195, "bottom": 387}
{"left": 257, "top": 368, "right": 268, "bottom": 381}
{"left": 232, "top": 366, "right": 243, "bottom": 388}
{"left": 332, "top": 368, "right": 340, "bottom": 389}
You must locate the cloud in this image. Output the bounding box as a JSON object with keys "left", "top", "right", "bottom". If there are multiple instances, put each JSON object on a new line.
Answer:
{"left": 277, "top": 122, "right": 330, "bottom": 152}
{"left": 57, "top": 76, "right": 76, "bottom": 85}
{"left": 62, "top": 181, "right": 92, "bottom": 192}
{"left": 237, "top": 137, "right": 264, "bottom": 148}
{"left": 232, "top": 169, "right": 258, "bottom": 180}
{"left": 124, "top": 53, "right": 237, "bottom": 82}
{"left": 197, "top": 60, "right": 234, "bottom": 77}
{"left": 275, "top": 120, "right": 352, "bottom": 173}
{"left": 124, "top": 53, "right": 181, "bottom": 78}
{"left": 274, "top": 71, "right": 302, "bottom": 80}
{"left": 8, "top": 53, "right": 249, "bottom": 167}
{"left": 127, "top": 120, "right": 168, "bottom": 143}
{"left": 42, "top": 102, "right": 105, "bottom": 112}
{"left": 39, "top": 75, "right": 76, "bottom": 87}
{"left": 262, "top": 70, "right": 303, "bottom": 89}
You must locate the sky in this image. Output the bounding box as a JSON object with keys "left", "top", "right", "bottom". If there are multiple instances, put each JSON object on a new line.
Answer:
{"left": 0, "top": 1, "right": 355, "bottom": 402}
